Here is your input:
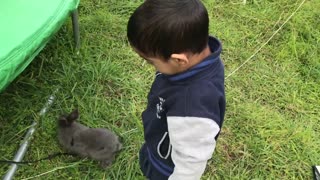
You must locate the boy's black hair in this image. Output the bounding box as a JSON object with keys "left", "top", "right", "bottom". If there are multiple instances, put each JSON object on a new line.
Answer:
{"left": 127, "top": 0, "right": 209, "bottom": 60}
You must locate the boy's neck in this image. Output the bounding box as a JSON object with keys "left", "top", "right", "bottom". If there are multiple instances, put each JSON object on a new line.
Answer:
{"left": 188, "top": 45, "right": 211, "bottom": 69}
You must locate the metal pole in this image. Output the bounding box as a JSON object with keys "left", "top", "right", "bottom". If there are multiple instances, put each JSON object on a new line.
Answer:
{"left": 71, "top": 9, "right": 80, "bottom": 53}
{"left": 3, "top": 92, "right": 56, "bottom": 180}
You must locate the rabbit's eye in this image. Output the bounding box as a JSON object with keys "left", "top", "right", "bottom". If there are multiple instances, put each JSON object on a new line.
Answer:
{"left": 70, "top": 138, "right": 74, "bottom": 146}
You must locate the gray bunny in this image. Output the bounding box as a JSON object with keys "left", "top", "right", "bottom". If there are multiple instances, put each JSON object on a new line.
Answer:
{"left": 57, "top": 109, "right": 122, "bottom": 168}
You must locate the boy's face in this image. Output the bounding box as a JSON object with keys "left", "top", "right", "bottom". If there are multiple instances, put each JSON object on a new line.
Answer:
{"left": 132, "top": 45, "right": 211, "bottom": 76}
{"left": 141, "top": 56, "right": 182, "bottom": 75}
{"left": 134, "top": 50, "right": 188, "bottom": 75}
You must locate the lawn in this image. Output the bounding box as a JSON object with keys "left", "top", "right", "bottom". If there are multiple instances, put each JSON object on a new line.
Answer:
{"left": 0, "top": 0, "right": 319, "bottom": 179}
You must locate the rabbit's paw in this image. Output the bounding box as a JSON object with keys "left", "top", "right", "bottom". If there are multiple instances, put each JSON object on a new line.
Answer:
{"left": 100, "top": 160, "right": 112, "bottom": 169}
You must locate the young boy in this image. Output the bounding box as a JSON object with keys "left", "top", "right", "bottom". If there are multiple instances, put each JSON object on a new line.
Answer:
{"left": 127, "top": 0, "right": 225, "bottom": 179}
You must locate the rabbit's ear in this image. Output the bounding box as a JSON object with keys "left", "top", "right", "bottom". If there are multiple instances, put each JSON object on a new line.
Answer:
{"left": 67, "top": 109, "right": 79, "bottom": 121}
{"left": 58, "top": 115, "right": 72, "bottom": 127}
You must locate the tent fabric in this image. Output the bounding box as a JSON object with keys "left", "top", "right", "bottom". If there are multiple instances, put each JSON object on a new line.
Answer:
{"left": 0, "top": 0, "right": 80, "bottom": 92}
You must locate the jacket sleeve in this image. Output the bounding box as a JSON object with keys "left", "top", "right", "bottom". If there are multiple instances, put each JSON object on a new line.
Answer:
{"left": 167, "top": 116, "right": 220, "bottom": 180}
{"left": 166, "top": 81, "right": 225, "bottom": 180}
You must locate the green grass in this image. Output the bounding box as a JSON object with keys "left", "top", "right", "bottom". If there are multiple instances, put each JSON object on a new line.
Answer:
{"left": 0, "top": 0, "right": 319, "bottom": 179}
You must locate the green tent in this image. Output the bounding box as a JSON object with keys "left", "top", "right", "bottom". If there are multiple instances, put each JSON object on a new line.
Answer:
{"left": 0, "top": 0, "right": 80, "bottom": 92}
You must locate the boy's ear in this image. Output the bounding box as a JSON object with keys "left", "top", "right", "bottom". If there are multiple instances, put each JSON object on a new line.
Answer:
{"left": 170, "top": 53, "right": 189, "bottom": 66}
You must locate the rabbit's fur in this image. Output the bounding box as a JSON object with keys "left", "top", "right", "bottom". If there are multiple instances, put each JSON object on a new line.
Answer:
{"left": 57, "top": 109, "right": 122, "bottom": 168}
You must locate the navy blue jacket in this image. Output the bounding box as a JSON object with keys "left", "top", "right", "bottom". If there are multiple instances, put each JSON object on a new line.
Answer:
{"left": 140, "top": 36, "right": 225, "bottom": 179}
